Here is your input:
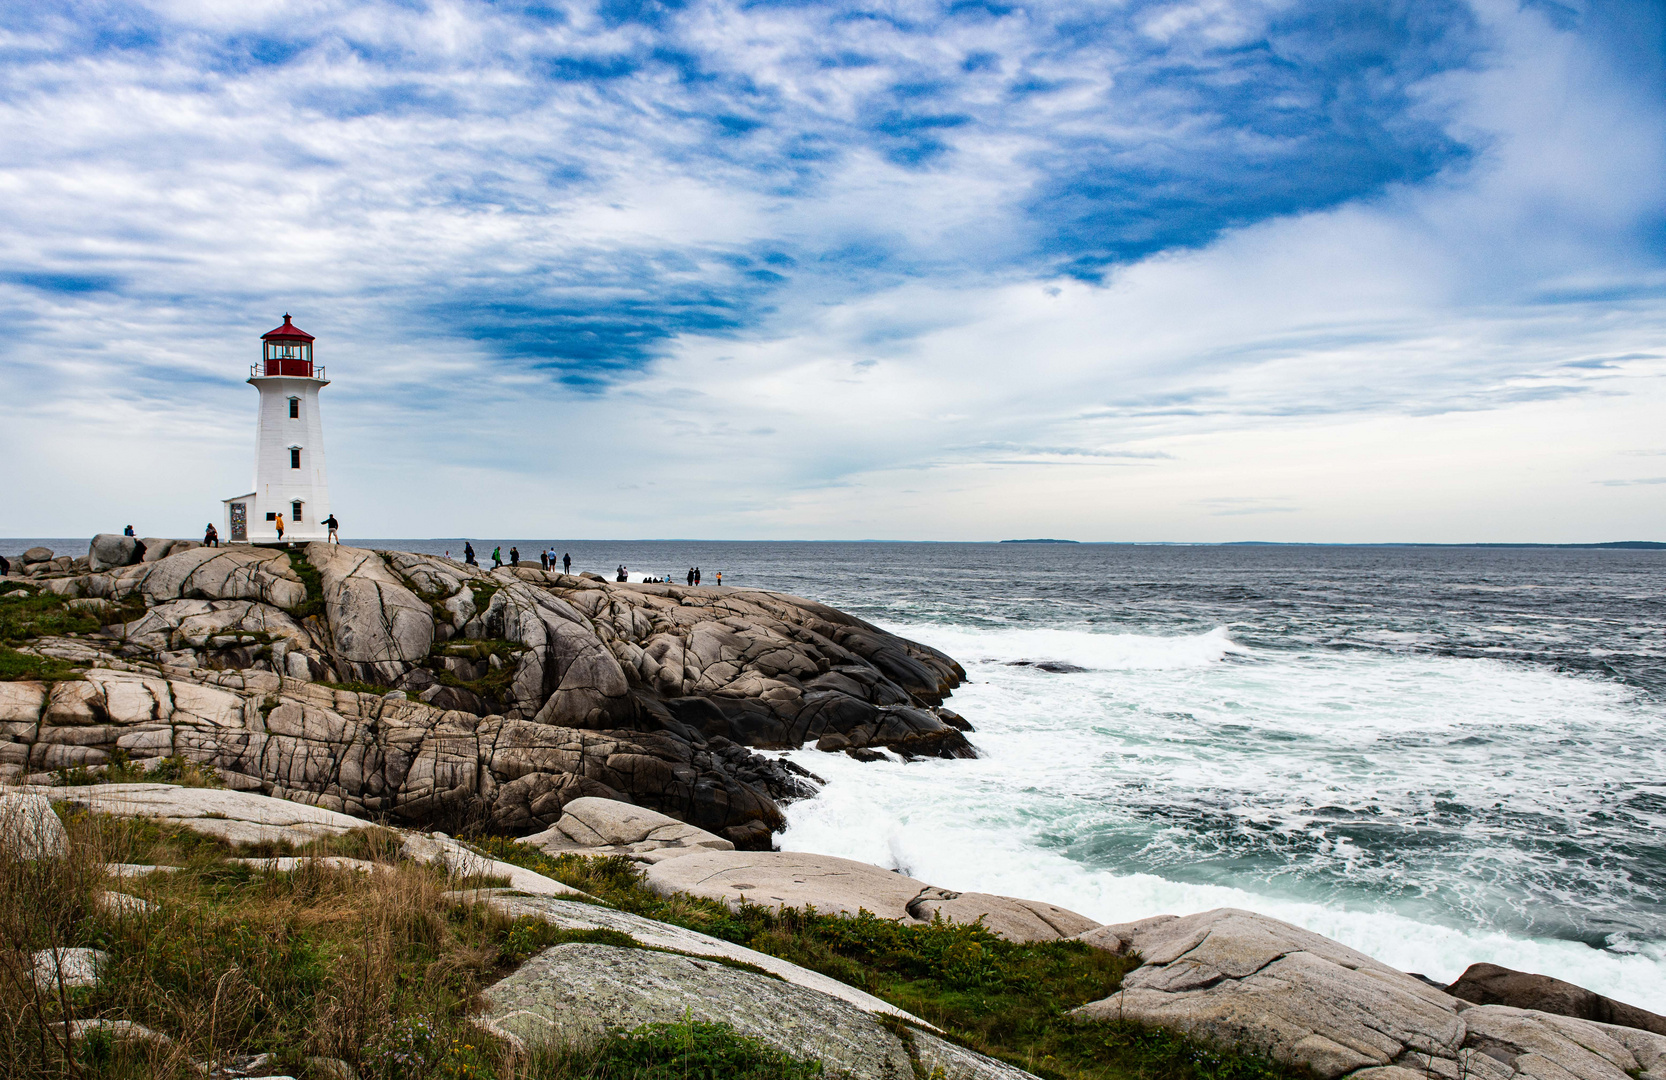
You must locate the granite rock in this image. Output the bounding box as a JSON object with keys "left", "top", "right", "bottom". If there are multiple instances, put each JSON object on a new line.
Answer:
{"left": 644, "top": 850, "right": 1098, "bottom": 941}
{"left": 1447, "top": 962, "right": 1666, "bottom": 1038}
{"left": 480, "top": 943, "right": 1038, "bottom": 1080}
{"left": 521, "top": 796, "right": 734, "bottom": 861}
{"left": 0, "top": 791, "right": 69, "bottom": 859}
{"left": 88, "top": 534, "right": 143, "bottom": 572}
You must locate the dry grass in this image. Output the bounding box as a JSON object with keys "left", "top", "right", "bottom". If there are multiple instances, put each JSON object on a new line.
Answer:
{"left": 0, "top": 811, "right": 522, "bottom": 1079}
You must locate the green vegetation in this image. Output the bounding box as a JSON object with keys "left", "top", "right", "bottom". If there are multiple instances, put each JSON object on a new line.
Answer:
{"left": 0, "top": 586, "right": 101, "bottom": 643}
{"left": 427, "top": 639, "right": 528, "bottom": 705}
{"left": 0, "top": 645, "right": 84, "bottom": 683}
{"left": 468, "top": 580, "right": 501, "bottom": 611}
{"left": 317, "top": 679, "right": 399, "bottom": 696}
{"left": 473, "top": 843, "right": 1305, "bottom": 1080}
{"left": 285, "top": 550, "right": 326, "bottom": 620}
{"left": 526, "top": 1020, "right": 829, "bottom": 1079}
{"left": 0, "top": 585, "right": 141, "bottom": 681}
{"left": 52, "top": 749, "right": 225, "bottom": 789}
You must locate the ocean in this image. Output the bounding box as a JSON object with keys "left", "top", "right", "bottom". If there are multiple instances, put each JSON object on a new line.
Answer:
{"left": 8, "top": 537, "right": 1665, "bottom": 1009}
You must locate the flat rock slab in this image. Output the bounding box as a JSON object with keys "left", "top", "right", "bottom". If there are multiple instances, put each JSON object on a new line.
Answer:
{"left": 400, "top": 832, "right": 592, "bottom": 898}
{"left": 481, "top": 943, "right": 1037, "bottom": 1080}
{"left": 522, "top": 796, "right": 734, "bottom": 862}
{"left": 33, "top": 947, "right": 108, "bottom": 991}
{"left": 645, "top": 850, "right": 931, "bottom": 920}
{"left": 644, "top": 850, "right": 1098, "bottom": 941}
{"left": 465, "top": 889, "right": 927, "bottom": 1027}
{"left": 910, "top": 887, "right": 1100, "bottom": 943}
{"left": 1072, "top": 907, "right": 1666, "bottom": 1080}
{"left": 30, "top": 783, "right": 370, "bottom": 846}
{"left": 99, "top": 890, "right": 157, "bottom": 917}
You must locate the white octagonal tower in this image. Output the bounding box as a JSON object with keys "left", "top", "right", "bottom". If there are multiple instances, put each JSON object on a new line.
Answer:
{"left": 222, "top": 315, "right": 332, "bottom": 543}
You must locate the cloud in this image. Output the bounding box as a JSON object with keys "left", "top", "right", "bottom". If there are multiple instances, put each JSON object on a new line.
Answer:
{"left": 0, "top": 0, "right": 1662, "bottom": 542}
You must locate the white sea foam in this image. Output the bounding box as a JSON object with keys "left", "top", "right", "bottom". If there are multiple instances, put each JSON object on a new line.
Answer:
{"left": 780, "top": 622, "right": 1666, "bottom": 1012}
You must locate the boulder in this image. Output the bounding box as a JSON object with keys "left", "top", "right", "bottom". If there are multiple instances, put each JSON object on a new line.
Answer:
{"left": 1073, "top": 909, "right": 1465, "bottom": 1079}
{"left": 22, "top": 546, "right": 54, "bottom": 565}
{"left": 88, "top": 534, "right": 143, "bottom": 572}
{"left": 305, "top": 544, "right": 433, "bottom": 684}
{"left": 466, "top": 890, "right": 924, "bottom": 1025}
{"left": 480, "top": 943, "right": 1037, "bottom": 1080}
{"left": 137, "top": 538, "right": 175, "bottom": 562}
{"left": 521, "top": 796, "right": 734, "bottom": 861}
{"left": 101, "top": 546, "right": 307, "bottom": 609}
{"left": 0, "top": 792, "right": 69, "bottom": 858}
{"left": 1447, "top": 962, "right": 1666, "bottom": 1037}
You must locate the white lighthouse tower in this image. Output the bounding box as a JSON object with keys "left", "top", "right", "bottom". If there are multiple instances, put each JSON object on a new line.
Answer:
{"left": 221, "top": 315, "right": 332, "bottom": 543}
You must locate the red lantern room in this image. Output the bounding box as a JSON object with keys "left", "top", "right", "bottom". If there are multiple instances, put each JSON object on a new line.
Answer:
{"left": 260, "top": 314, "right": 317, "bottom": 377}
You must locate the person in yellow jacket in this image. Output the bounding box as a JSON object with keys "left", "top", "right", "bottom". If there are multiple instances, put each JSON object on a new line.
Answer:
{"left": 275, "top": 513, "right": 285, "bottom": 541}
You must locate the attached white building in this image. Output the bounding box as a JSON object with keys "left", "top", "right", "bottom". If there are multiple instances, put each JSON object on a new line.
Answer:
{"left": 223, "top": 315, "right": 332, "bottom": 542}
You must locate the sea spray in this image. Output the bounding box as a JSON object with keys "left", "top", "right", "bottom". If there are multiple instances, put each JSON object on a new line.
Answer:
{"left": 782, "top": 622, "right": 1666, "bottom": 1012}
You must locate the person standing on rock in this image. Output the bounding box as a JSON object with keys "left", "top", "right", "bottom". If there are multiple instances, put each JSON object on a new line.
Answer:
{"left": 464, "top": 542, "right": 476, "bottom": 566}
{"left": 274, "top": 514, "right": 285, "bottom": 542}
{"left": 563, "top": 552, "right": 571, "bottom": 574}
{"left": 695, "top": 567, "right": 701, "bottom": 585}
{"left": 204, "top": 523, "right": 219, "bottom": 548}
{"left": 492, "top": 546, "right": 502, "bottom": 569}
{"left": 509, "top": 546, "right": 519, "bottom": 567}
{"left": 715, "top": 570, "right": 721, "bottom": 586}
{"left": 686, "top": 567, "right": 694, "bottom": 586}
{"left": 540, "top": 550, "right": 549, "bottom": 571}
{"left": 325, "top": 514, "right": 339, "bottom": 544}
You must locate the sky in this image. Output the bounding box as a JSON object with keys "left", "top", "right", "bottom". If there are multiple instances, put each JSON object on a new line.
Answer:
{"left": 1, "top": 0, "right": 1662, "bottom": 542}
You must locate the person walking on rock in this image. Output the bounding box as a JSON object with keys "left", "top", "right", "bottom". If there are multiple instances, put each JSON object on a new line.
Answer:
{"left": 325, "top": 514, "right": 339, "bottom": 544}
{"left": 492, "top": 546, "right": 503, "bottom": 569}
{"left": 274, "top": 514, "right": 285, "bottom": 542}
{"left": 204, "top": 523, "right": 219, "bottom": 548}
{"left": 464, "top": 542, "right": 476, "bottom": 566}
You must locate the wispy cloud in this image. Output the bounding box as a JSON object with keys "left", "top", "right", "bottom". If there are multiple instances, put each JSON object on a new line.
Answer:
{"left": 0, "top": 0, "right": 1662, "bottom": 541}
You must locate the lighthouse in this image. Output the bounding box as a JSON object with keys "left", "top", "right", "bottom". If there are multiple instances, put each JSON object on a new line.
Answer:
{"left": 221, "top": 315, "right": 332, "bottom": 543}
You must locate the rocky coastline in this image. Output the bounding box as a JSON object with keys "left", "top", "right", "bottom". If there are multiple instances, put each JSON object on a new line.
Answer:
{"left": 5, "top": 538, "right": 1666, "bottom": 1080}
{"left": 2, "top": 538, "right": 975, "bottom": 848}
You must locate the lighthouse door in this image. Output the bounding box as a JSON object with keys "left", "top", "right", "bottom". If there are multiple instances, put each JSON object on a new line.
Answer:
{"left": 229, "top": 501, "right": 248, "bottom": 542}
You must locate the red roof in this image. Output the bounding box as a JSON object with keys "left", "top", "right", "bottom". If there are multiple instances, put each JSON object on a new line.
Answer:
{"left": 262, "top": 314, "right": 315, "bottom": 342}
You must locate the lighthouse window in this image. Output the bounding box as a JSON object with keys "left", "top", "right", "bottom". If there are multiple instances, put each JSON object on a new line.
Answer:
{"left": 292, "top": 501, "right": 303, "bottom": 522}
{"left": 289, "top": 398, "right": 299, "bottom": 419}
{"left": 290, "top": 447, "right": 301, "bottom": 469}
{"left": 266, "top": 512, "right": 277, "bottom": 521}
